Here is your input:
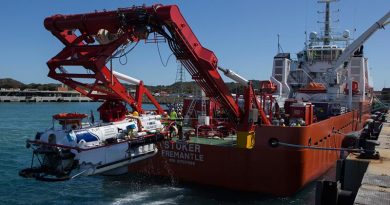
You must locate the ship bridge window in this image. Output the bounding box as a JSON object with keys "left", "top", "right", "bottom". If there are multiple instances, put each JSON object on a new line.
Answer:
{"left": 351, "top": 67, "right": 360, "bottom": 75}
{"left": 308, "top": 50, "right": 323, "bottom": 61}
{"left": 331, "top": 50, "right": 341, "bottom": 60}
{"left": 274, "top": 67, "right": 283, "bottom": 75}
{"left": 351, "top": 60, "right": 361, "bottom": 67}
{"left": 275, "top": 75, "right": 283, "bottom": 82}
{"left": 323, "top": 50, "right": 331, "bottom": 61}
{"left": 275, "top": 60, "right": 284, "bottom": 67}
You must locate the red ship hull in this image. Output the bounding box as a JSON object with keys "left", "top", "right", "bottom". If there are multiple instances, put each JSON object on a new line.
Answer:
{"left": 128, "top": 110, "right": 369, "bottom": 196}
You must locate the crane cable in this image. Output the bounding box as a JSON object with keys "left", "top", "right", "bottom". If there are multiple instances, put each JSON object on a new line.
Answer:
{"left": 118, "top": 41, "right": 139, "bottom": 65}
{"left": 157, "top": 40, "right": 174, "bottom": 67}
{"left": 104, "top": 41, "right": 139, "bottom": 65}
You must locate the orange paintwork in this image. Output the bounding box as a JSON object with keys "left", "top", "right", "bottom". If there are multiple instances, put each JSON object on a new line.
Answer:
{"left": 298, "top": 82, "right": 327, "bottom": 93}
{"left": 128, "top": 110, "right": 368, "bottom": 196}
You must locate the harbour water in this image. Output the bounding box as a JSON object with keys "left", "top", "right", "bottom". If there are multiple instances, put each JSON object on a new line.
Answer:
{"left": 0, "top": 103, "right": 322, "bottom": 204}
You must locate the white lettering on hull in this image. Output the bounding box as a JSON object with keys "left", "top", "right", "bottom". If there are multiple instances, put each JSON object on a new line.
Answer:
{"left": 161, "top": 141, "right": 204, "bottom": 166}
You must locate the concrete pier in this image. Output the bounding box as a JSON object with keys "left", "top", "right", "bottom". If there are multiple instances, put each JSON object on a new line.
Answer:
{"left": 316, "top": 112, "right": 390, "bottom": 205}
{"left": 354, "top": 118, "right": 390, "bottom": 204}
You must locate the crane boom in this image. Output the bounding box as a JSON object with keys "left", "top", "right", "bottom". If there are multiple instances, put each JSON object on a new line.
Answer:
{"left": 113, "top": 71, "right": 141, "bottom": 85}
{"left": 218, "top": 66, "right": 249, "bottom": 87}
{"left": 45, "top": 5, "right": 242, "bottom": 121}
{"left": 334, "top": 11, "right": 390, "bottom": 72}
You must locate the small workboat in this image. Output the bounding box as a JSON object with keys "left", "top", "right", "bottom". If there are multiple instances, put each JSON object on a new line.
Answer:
{"left": 20, "top": 107, "right": 165, "bottom": 181}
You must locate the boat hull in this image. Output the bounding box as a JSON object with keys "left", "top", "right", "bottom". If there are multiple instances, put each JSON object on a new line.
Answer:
{"left": 128, "top": 110, "right": 368, "bottom": 196}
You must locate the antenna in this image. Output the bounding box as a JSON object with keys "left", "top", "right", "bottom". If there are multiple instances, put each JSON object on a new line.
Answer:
{"left": 317, "top": 0, "right": 339, "bottom": 45}
{"left": 305, "top": 0, "right": 308, "bottom": 47}
{"left": 277, "top": 34, "right": 284, "bottom": 53}
{"left": 324, "top": 0, "right": 331, "bottom": 45}
{"left": 305, "top": 31, "right": 308, "bottom": 48}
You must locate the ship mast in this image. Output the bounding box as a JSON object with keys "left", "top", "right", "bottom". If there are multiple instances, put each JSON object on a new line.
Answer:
{"left": 324, "top": 1, "right": 331, "bottom": 45}
{"left": 318, "top": 0, "right": 338, "bottom": 45}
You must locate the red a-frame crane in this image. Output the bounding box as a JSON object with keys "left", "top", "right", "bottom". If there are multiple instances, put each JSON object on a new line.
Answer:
{"left": 44, "top": 4, "right": 270, "bottom": 127}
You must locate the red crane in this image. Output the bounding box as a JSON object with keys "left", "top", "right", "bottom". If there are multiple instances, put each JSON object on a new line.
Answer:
{"left": 45, "top": 4, "right": 270, "bottom": 126}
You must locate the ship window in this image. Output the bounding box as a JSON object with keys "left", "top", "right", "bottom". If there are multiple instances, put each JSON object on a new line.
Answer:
{"left": 351, "top": 67, "right": 360, "bottom": 75}
{"left": 48, "top": 134, "right": 57, "bottom": 144}
{"left": 351, "top": 60, "right": 361, "bottom": 67}
{"left": 274, "top": 60, "right": 283, "bottom": 67}
{"left": 274, "top": 67, "right": 283, "bottom": 75}
{"left": 275, "top": 75, "right": 282, "bottom": 82}
{"left": 323, "top": 50, "right": 331, "bottom": 61}
{"left": 313, "top": 50, "right": 322, "bottom": 60}
{"left": 307, "top": 51, "right": 312, "bottom": 60}
{"left": 331, "top": 50, "right": 336, "bottom": 60}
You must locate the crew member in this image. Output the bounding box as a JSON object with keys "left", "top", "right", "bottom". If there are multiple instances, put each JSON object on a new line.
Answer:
{"left": 177, "top": 112, "right": 183, "bottom": 126}
{"left": 170, "top": 108, "right": 177, "bottom": 120}
{"left": 280, "top": 118, "right": 286, "bottom": 127}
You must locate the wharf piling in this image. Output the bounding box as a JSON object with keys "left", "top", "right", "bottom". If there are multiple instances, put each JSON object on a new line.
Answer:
{"left": 316, "top": 111, "right": 390, "bottom": 205}
{"left": 353, "top": 116, "right": 390, "bottom": 204}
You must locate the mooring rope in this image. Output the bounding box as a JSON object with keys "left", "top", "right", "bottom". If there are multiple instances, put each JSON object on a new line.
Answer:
{"left": 276, "top": 141, "right": 363, "bottom": 152}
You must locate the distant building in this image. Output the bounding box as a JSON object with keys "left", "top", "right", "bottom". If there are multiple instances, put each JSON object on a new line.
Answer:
{"left": 57, "top": 86, "right": 69, "bottom": 92}
{"left": 0, "top": 89, "right": 94, "bottom": 102}
{"left": 158, "top": 91, "right": 169, "bottom": 97}
{"left": 381, "top": 88, "right": 390, "bottom": 103}
{"left": 373, "top": 90, "right": 382, "bottom": 99}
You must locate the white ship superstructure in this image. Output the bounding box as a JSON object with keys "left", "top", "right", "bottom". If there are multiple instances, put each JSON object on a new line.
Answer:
{"left": 270, "top": 0, "right": 389, "bottom": 113}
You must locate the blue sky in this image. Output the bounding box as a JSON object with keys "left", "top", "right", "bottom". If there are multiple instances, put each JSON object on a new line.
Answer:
{"left": 0, "top": 0, "right": 389, "bottom": 90}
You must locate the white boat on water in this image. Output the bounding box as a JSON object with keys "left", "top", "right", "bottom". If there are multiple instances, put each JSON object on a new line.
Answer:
{"left": 20, "top": 101, "right": 166, "bottom": 181}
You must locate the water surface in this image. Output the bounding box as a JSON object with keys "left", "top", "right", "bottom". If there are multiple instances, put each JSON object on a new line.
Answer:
{"left": 0, "top": 103, "right": 322, "bottom": 204}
